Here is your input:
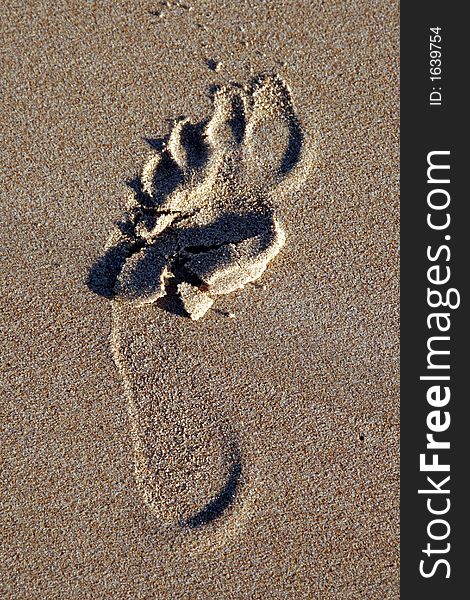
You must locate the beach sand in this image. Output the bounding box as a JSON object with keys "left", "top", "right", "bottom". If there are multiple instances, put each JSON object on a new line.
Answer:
{"left": 2, "top": 1, "right": 399, "bottom": 597}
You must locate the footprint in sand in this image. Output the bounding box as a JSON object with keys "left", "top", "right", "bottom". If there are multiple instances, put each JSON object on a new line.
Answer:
{"left": 89, "top": 75, "right": 311, "bottom": 528}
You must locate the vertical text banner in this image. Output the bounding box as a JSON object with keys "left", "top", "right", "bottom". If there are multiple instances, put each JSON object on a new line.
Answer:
{"left": 401, "top": 3, "right": 466, "bottom": 598}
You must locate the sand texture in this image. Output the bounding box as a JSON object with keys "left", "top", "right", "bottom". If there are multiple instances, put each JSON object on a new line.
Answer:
{"left": 1, "top": 1, "right": 399, "bottom": 598}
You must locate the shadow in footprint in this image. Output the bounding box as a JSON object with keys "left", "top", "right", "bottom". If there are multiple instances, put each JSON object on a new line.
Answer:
{"left": 87, "top": 241, "right": 135, "bottom": 299}
{"left": 281, "top": 110, "right": 303, "bottom": 174}
{"left": 144, "top": 136, "right": 167, "bottom": 152}
{"left": 177, "top": 120, "right": 209, "bottom": 169}
{"left": 88, "top": 210, "right": 272, "bottom": 311}
{"left": 182, "top": 461, "right": 242, "bottom": 529}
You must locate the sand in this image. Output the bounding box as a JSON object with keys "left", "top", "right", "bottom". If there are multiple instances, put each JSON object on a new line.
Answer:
{"left": 110, "top": 75, "right": 298, "bottom": 318}
{"left": 1, "top": 1, "right": 399, "bottom": 598}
